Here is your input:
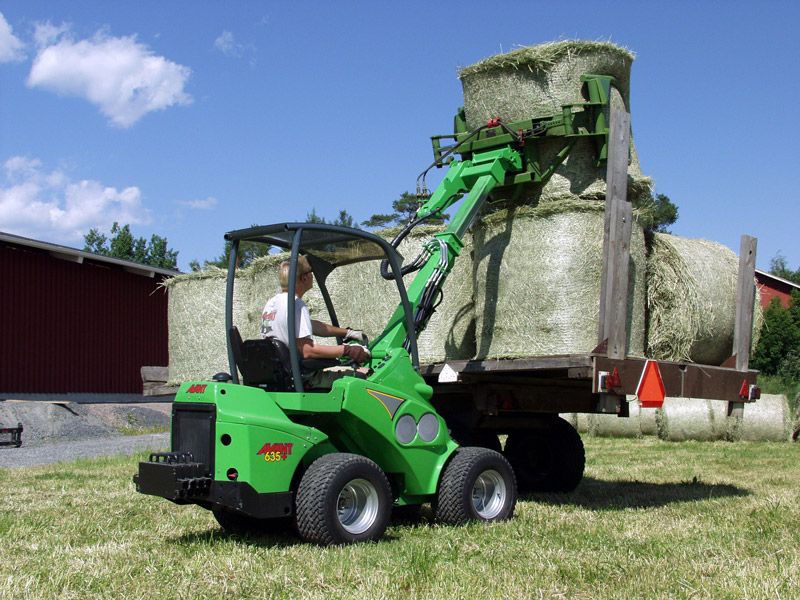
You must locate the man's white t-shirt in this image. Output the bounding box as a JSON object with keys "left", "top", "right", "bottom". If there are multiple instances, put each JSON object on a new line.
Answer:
{"left": 261, "top": 292, "right": 313, "bottom": 347}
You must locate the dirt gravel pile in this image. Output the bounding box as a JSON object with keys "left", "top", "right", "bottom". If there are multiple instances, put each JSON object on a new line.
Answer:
{"left": 0, "top": 401, "right": 170, "bottom": 447}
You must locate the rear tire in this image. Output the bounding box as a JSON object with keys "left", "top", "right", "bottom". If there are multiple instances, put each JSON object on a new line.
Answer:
{"left": 504, "top": 417, "right": 585, "bottom": 493}
{"left": 295, "top": 453, "right": 392, "bottom": 545}
{"left": 435, "top": 447, "right": 517, "bottom": 525}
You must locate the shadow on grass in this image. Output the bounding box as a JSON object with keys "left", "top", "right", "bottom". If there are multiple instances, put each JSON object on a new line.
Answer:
{"left": 173, "top": 526, "right": 302, "bottom": 548}
{"left": 524, "top": 476, "right": 751, "bottom": 510}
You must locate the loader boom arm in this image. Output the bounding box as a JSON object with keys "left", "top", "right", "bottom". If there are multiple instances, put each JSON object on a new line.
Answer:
{"left": 370, "top": 147, "right": 522, "bottom": 361}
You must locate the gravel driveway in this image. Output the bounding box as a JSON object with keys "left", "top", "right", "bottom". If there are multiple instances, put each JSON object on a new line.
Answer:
{"left": 0, "top": 433, "right": 169, "bottom": 468}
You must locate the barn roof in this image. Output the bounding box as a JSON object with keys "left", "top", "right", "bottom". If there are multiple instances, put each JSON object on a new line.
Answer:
{"left": 0, "top": 231, "right": 182, "bottom": 278}
{"left": 755, "top": 269, "right": 800, "bottom": 291}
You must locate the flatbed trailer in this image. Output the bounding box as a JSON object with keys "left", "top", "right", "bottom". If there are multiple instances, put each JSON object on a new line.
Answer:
{"left": 421, "top": 352, "right": 759, "bottom": 434}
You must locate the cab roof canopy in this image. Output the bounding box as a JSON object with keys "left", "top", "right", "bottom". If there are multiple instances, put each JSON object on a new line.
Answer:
{"left": 224, "top": 223, "right": 402, "bottom": 269}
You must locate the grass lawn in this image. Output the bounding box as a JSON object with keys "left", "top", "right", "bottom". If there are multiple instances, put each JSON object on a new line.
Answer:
{"left": 1, "top": 437, "right": 798, "bottom": 599}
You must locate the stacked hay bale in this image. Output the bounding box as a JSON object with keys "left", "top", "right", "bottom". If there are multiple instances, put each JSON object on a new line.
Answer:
{"left": 165, "top": 227, "right": 476, "bottom": 382}
{"left": 472, "top": 199, "right": 647, "bottom": 359}
{"left": 165, "top": 267, "right": 249, "bottom": 384}
{"left": 459, "top": 40, "right": 651, "bottom": 205}
{"left": 325, "top": 226, "right": 475, "bottom": 363}
{"left": 646, "top": 233, "right": 763, "bottom": 365}
{"left": 459, "top": 41, "right": 650, "bottom": 360}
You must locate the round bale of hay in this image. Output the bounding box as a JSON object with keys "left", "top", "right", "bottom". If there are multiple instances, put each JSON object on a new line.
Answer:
{"left": 323, "top": 226, "right": 476, "bottom": 364}
{"left": 646, "top": 233, "right": 762, "bottom": 365}
{"left": 165, "top": 267, "right": 254, "bottom": 384}
{"left": 472, "top": 199, "right": 647, "bottom": 359}
{"left": 656, "top": 397, "right": 728, "bottom": 442}
{"left": 458, "top": 40, "right": 650, "bottom": 203}
{"left": 591, "top": 398, "right": 642, "bottom": 438}
{"left": 728, "top": 394, "right": 791, "bottom": 442}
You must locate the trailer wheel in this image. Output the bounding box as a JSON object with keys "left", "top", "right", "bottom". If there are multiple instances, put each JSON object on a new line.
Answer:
{"left": 212, "top": 507, "right": 292, "bottom": 535}
{"left": 295, "top": 453, "right": 392, "bottom": 545}
{"left": 435, "top": 447, "right": 517, "bottom": 525}
{"left": 504, "top": 417, "right": 585, "bottom": 493}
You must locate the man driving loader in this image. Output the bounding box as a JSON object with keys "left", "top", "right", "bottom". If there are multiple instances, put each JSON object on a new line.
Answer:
{"left": 261, "top": 256, "right": 371, "bottom": 373}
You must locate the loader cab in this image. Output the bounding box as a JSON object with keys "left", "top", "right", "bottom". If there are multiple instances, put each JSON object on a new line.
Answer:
{"left": 223, "top": 223, "right": 419, "bottom": 392}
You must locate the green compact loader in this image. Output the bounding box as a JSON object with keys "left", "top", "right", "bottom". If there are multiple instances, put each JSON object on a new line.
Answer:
{"left": 135, "top": 74, "right": 619, "bottom": 544}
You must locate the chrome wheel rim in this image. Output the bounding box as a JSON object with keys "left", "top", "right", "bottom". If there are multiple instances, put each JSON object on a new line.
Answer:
{"left": 337, "top": 478, "right": 379, "bottom": 534}
{"left": 471, "top": 469, "right": 506, "bottom": 519}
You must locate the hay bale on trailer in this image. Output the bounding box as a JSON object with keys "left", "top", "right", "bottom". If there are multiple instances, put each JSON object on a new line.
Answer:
{"left": 326, "top": 226, "right": 476, "bottom": 363}
{"left": 472, "top": 199, "right": 647, "bottom": 359}
{"left": 646, "top": 233, "right": 763, "bottom": 365}
{"left": 165, "top": 268, "right": 253, "bottom": 384}
{"left": 459, "top": 40, "right": 651, "bottom": 203}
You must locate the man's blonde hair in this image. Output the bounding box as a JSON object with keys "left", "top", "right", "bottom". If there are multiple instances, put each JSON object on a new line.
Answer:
{"left": 279, "top": 255, "right": 311, "bottom": 290}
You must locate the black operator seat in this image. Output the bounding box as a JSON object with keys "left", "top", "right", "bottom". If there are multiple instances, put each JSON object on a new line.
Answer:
{"left": 228, "top": 326, "right": 338, "bottom": 391}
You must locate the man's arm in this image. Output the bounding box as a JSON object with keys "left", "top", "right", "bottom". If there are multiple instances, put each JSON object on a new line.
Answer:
{"left": 311, "top": 320, "right": 367, "bottom": 343}
{"left": 310, "top": 320, "right": 347, "bottom": 338}
{"left": 297, "top": 337, "right": 369, "bottom": 363}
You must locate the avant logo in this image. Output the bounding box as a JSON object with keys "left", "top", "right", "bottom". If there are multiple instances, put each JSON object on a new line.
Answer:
{"left": 186, "top": 384, "right": 207, "bottom": 393}
{"left": 257, "top": 442, "right": 294, "bottom": 462}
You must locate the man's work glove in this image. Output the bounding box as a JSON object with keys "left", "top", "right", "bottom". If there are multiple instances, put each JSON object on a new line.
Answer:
{"left": 344, "top": 328, "right": 368, "bottom": 344}
{"left": 342, "top": 343, "right": 371, "bottom": 364}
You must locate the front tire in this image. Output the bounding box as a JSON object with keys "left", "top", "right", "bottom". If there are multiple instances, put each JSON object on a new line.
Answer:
{"left": 435, "top": 447, "right": 517, "bottom": 525}
{"left": 295, "top": 453, "right": 392, "bottom": 545}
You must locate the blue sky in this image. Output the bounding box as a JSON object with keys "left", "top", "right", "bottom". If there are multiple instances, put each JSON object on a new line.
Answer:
{"left": 1, "top": 1, "right": 797, "bottom": 272}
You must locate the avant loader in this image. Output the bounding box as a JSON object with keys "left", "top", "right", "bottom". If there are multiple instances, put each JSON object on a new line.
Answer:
{"left": 135, "top": 75, "right": 759, "bottom": 544}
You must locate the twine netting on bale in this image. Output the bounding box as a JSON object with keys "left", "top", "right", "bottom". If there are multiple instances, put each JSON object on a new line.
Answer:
{"left": 325, "top": 226, "right": 476, "bottom": 363}
{"left": 459, "top": 40, "right": 651, "bottom": 203}
{"left": 646, "top": 233, "right": 763, "bottom": 365}
{"left": 472, "top": 199, "right": 647, "bottom": 359}
{"left": 165, "top": 267, "right": 254, "bottom": 384}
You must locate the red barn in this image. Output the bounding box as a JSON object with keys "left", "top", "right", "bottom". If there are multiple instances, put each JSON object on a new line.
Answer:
{"left": 755, "top": 269, "right": 800, "bottom": 309}
{"left": 0, "top": 232, "right": 178, "bottom": 401}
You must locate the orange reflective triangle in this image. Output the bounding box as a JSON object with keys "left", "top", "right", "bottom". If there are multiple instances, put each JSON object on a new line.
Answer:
{"left": 637, "top": 360, "right": 665, "bottom": 408}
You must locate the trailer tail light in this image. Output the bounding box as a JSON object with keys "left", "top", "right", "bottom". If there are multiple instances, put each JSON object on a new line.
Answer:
{"left": 739, "top": 380, "right": 760, "bottom": 401}
{"left": 597, "top": 368, "right": 622, "bottom": 393}
{"left": 637, "top": 360, "right": 666, "bottom": 409}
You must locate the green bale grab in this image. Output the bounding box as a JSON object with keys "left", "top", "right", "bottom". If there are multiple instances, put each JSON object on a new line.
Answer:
{"left": 459, "top": 40, "right": 650, "bottom": 203}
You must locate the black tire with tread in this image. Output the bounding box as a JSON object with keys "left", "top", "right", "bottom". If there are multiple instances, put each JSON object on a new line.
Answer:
{"left": 295, "top": 453, "right": 392, "bottom": 546}
{"left": 504, "top": 417, "right": 585, "bottom": 493}
{"left": 435, "top": 446, "right": 517, "bottom": 525}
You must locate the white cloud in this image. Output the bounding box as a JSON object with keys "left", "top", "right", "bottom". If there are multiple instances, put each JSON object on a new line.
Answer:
{"left": 213, "top": 30, "right": 242, "bottom": 58}
{"left": 0, "top": 12, "right": 25, "bottom": 63}
{"left": 0, "top": 156, "right": 151, "bottom": 244}
{"left": 177, "top": 196, "right": 217, "bottom": 210}
{"left": 27, "top": 25, "right": 192, "bottom": 127}
{"left": 32, "top": 21, "right": 71, "bottom": 49}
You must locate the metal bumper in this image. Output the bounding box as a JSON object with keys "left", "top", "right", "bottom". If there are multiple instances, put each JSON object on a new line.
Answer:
{"left": 134, "top": 452, "right": 293, "bottom": 519}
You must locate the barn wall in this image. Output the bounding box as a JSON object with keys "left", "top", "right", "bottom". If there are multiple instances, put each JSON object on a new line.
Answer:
{"left": 0, "top": 242, "right": 168, "bottom": 394}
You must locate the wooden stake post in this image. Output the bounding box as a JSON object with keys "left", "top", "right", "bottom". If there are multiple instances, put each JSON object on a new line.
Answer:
{"left": 598, "top": 109, "right": 633, "bottom": 360}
